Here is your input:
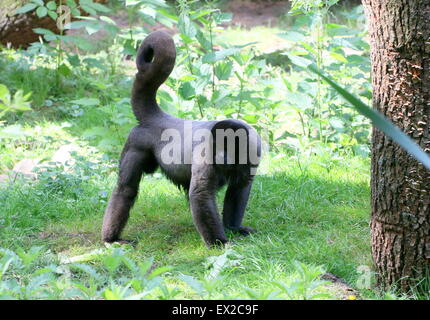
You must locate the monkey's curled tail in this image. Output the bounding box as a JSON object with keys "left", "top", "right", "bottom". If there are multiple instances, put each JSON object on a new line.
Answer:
{"left": 132, "top": 31, "right": 176, "bottom": 121}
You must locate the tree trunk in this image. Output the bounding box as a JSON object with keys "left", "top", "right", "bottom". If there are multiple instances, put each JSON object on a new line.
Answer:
{"left": 0, "top": 0, "right": 108, "bottom": 49}
{"left": 362, "top": 0, "right": 430, "bottom": 292}
{"left": 0, "top": 0, "right": 57, "bottom": 49}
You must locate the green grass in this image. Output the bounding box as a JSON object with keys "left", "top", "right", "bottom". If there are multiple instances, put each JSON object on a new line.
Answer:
{"left": 0, "top": 9, "right": 377, "bottom": 299}
{"left": 0, "top": 142, "right": 372, "bottom": 298}
{"left": 217, "top": 26, "right": 289, "bottom": 54}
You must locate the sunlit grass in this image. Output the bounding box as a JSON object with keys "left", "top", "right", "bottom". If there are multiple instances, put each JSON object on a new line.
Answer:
{"left": 0, "top": 148, "right": 371, "bottom": 298}
{"left": 217, "top": 26, "right": 289, "bottom": 53}
{"left": 0, "top": 11, "right": 375, "bottom": 299}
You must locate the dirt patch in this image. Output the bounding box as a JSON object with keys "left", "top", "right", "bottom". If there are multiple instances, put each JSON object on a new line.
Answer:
{"left": 224, "top": 0, "right": 290, "bottom": 28}
{"left": 321, "top": 272, "right": 361, "bottom": 300}
{"left": 0, "top": 0, "right": 109, "bottom": 48}
{"left": 67, "top": 0, "right": 290, "bottom": 44}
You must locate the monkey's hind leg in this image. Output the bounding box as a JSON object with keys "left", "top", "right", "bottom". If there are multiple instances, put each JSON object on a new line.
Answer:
{"left": 189, "top": 164, "right": 228, "bottom": 247}
{"left": 102, "top": 147, "right": 147, "bottom": 243}
{"left": 222, "top": 178, "right": 256, "bottom": 236}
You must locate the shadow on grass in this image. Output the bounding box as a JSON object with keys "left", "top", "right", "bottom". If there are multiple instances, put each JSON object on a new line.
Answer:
{"left": 0, "top": 157, "right": 370, "bottom": 286}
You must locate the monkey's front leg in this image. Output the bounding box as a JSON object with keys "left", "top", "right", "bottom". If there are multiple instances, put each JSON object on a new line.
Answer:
{"left": 189, "top": 164, "right": 227, "bottom": 247}
{"left": 222, "top": 180, "right": 256, "bottom": 236}
{"left": 102, "top": 147, "right": 145, "bottom": 243}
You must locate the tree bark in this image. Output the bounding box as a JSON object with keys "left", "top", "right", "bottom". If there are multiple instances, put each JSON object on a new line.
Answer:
{"left": 0, "top": 0, "right": 108, "bottom": 49}
{"left": 0, "top": 0, "right": 56, "bottom": 49}
{"left": 362, "top": 0, "right": 430, "bottom": 292}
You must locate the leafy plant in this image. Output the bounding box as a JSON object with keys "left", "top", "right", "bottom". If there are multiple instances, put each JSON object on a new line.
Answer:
{"left": 33, "top": 151, "right": 111, "bottom": 199}
{"left": 290, "top": 0, "right": 340, "bottom": 14}
{"left": 0, "top": 84, "right": 32, "bottom": 118}
{"left": 272, "top": 261, "right": 332, "bottom": 300}
{"left": 0, "top": 246, "right": 172, "bottom": 299}
{"left": 204, "top": 248, "right": 242, "bottom": 280}
{"left": 308, "top": 63, "right": 430, "bottom": 170}
{"left": 277, "top": 4, "right": 371, "bottom": 156}
{"left": 16, "top": 0, "right": 114, "bottom": 76}
{"left": 16, "top": 0, "right": 60, "bottom": 20}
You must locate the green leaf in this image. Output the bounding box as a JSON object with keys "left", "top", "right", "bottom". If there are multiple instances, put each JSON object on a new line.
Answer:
{"left": 45, "top": 34, "right": 58, "bottom": 42}
{"left": 202, "top": 48, "right": 240, "bottom": 64}
{"left": 36, "top": 6, "right": 48, "bottom": 18}
{"left": 65, "top": 20, "right": 97, "bottom": 30}
{"left": 87, "top": 2, "right": 111, "bottom": 13}
{"left": 284, "top": 53, "right": 313, "bottom": 68}
{"left": 70, "top": 98, "right": 100, "bottom": 106}
{"left": 140, "top": 6, "right": 157, "bottom": 19}
{"left": 179, "top": 75, "right": 196, "bottom": 82}
{"left": 190, "top": 9, "right": 217, "bottom": 20}
{"left": 63, "top": 35, "right": 94, "bottom": 50}
{"left": 179, "top": 82, "right": 195, "bottom": 100}
{"left": 213, "top": 12, "right": 233, "bottom": 24}
{"left": 178, "top": 275, "right": 205, "bottom": 296}
{"left": 277, "top": 130, "right": 297, "bottom": 140}
{"left": 286, "top": 92, "right": 313, "bottom": 109}
{"left": 47, "top": 10, "right": 58, "bottom": 20}
{"left": 85, "top": 23, "right": 102, "bottom": 35}
{"left": 346, "top": 54, "right": 368, "bottom": 65}
{"left": 32, "top": 0, "right": 45, "bottom": 5}
{"left": 127, "top": 0, "right": 168, "bottom": 7}
{"left": 16, "top": 246, "right": 43, "bottom": 266}
{"left": 179, "top": 33, "right": 193, "bottom": 45}
{"left": 0, "top": 84, "right": 10, "bottom": 103}
{"left": 58, "top": 63, "right": 72, "bottom": 77}
{"left": 99, "top": 16, "right": 117, "bottom": 25}
{"left": 46, "top": 1, "right": 57, "bottom": 10}
{"left": 215, "top": 61, "right": 233, "bottom": 80}
{"left": 0, "top": 86, "right": 32, "bottom": 117}
{"left": 103, "top": 289, "right": 118, "bottom": 300}
{"left": 278, "top": 31, "right": 305, "bottom": 41}
{"left": 178, "top": 14, "right": 196, "bottom": 38}
{"left": 33, "top": 27, "right": 56, "bottom": 35}
{"left": 148, "top": 266, "right": 172, "bottom": 279}
{"left": 308, "top": 64, "right": 430, "bottom": 170}
{"left": 103, "top": 24, "right": 120, "bottom": 36}
{"left": 15, "top": 3, "right": 37, "bottom": 15}
{"left": 196, "top": 29, "right": 212, "bottom": 51}
{"left": 326, "top": 24, "right": 359, "bottom": 36}
{"left": 330, "top": 52, "right": 348, "bottom": 63}
{"left": 71, "top": 7, "right": 81, "bottom": 16}
{"left": 242, "top": 114, "right": 259, "bottom": 124}
{"left": 13, "top": 90, "right": 32, "bottom": 110}
{"left": 67, "top": 0, "right": 78, "bottom": 9}
{"left": 81, "top": 4, "right": 97, "bottom": 16}
{"left": 329, "top": 118, "right": 345, "bottom": 132}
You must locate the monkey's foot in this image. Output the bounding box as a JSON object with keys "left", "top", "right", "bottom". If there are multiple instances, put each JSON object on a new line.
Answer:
{"left": 226, "top": 225, "right": 256, "bottom": 236}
